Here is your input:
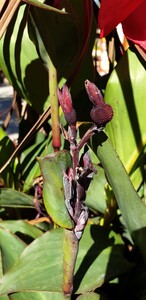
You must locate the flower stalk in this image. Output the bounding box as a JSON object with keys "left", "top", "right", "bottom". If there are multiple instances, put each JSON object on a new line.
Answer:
{"left": 49, "top": 60, "right": 61, "bottom": 151}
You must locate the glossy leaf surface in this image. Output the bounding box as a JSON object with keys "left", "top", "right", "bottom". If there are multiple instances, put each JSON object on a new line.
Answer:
{"left": 90, "top": 131, "right": 146, "bottom": 261}
{"left": 0, "top": 220, "right": 43, "bottom": 239}
{"left": 0, "top": 188, "right": 34, "bottom": 208}
{"left": 85, "top": 164, "right": 107, "bottom": 214}
{"left": 105, "top": 47, "right": 146, "bottom": 189}
{"left": 0, "top": 227, "right": 26, "bottom": 273}
{"left": 0, "top": 4, "right": 49, "bottom": 112}
{"left": 0, "top": 225, "right": 133, "bottom": 295}
{"left": 38, "top": 150, "right": 73, "bottom": 229}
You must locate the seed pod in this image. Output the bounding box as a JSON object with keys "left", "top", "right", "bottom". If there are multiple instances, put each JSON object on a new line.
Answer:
{"left": 90, "top": 105, "right": 113, "bottom": 127}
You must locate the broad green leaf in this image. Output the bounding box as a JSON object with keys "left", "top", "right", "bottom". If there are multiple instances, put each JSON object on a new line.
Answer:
{"left": 0, "top": 227, "right": 26, "bottom": 273}
{"left": 85, "top": 165, "right": 107, "bottom": 214}
{"left": 0, "top": 188, "right": 34, "bottom": 208}
{"left": 105, "top": 46, "right": 146, "bottom": 189}
{"left": 0, "top": 225, "right": 133, "bottom": 295}
{"left": 0, "top": 220, "right": 43, "bottom": 239}
{"left": 38, "top": 150, "right": 73, "bottom": 229}
{"left": 76, "top": 292, "right": 101, "bottom": 300}
{"left": 10, "top": 292, "right": 65, "bottom": 300}
{"left": 90, "top": 131, "right": 146, "bottom": 262}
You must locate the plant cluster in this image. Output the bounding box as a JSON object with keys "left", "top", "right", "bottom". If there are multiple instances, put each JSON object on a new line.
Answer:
{"left": 0, "top": 0, "right": 146, "bottom": 299}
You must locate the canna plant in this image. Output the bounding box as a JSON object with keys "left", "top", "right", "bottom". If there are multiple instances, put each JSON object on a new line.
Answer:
{"left": 0, "top": 0, "right": 146, "bottom": 299}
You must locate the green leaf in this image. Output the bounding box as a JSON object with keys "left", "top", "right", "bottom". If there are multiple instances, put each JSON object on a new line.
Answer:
{"left": 105, "top": 46, "right": 146, "bottom": 189}
{"left": 28, "top": 3, "right": 78, "bottom": 75}
{"left": 90, "top": 131, "right": 146, "bottom": 262}
{"left": 0, "top": 188, "right": 34, "bottom": 208}
{"left": 0, "top": 220, "right": 43, "bottom": 239}
{"left": 20, "top": 135, "right": 52, "bottom": 192}
{"left": 0, "top": 128, "right": 16, "bottom": 187}
{"left": 9, "top": 292, "right": 65, "bottom": 300}
{"left": 85, "top": 164, "right": 107, "bottom": 214}
{"left": 0, "top": 227, "right": 26, "bottom": 273}
{"left": 76, "top": 292, "right": 101, "bottom": 300}
{"left": 38, "top": 150, "right": 73, "bottom": 229}
{"left": 0, "top": 4, "right": 49, "bottom": 113}
{"left": 0, "top": 225, "right": 133, "bottom": 296}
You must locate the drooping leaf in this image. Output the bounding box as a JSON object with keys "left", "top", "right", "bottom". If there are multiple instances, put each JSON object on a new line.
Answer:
{"left": 0, "top": 220, "right": 43, "bottom": 239}
{"left": 38, "top": 150, "right": 73, "bottom": 229}
{"left": 0, "top": 225, "right": 133, "bottom": 295}
{"left": 0, "top": 188, "right": 34, "bottom": 208}
{"left": 28, "top": 2, "right": 78, "bottom": 75}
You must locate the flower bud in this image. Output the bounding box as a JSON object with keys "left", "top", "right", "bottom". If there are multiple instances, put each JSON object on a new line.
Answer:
{"left": 85, "top": 79, "right": 113, "bottom": 127}
{"left": 58, "top": 85, "right": 76, "bottom": 126}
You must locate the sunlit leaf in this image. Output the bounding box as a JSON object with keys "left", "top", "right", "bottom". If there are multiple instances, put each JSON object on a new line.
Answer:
{"left": 38, "top": 150, "right": 73, "bottom": 229}
{"left": 0, "top": 188, "right": 34, "bottom": 208}
{"left": 0, "top": 220, "right": 43, "bottom": 239}
{"left": 0, "top": 225, "right": 133, "bottom": 295}
{"left": 0, "top": 227, "right": 26, "bottom": 273}
{"left": 76, "top": 292, "right": 101, "bottom": 300}
{"left": 85, "top": 164, "right": 107, "bottom": 214}
{"left": 105, "top": 46, "right": 146, "bottom": 189}
{"left": 90, "top": 131, "right": 146, "bottom": 262}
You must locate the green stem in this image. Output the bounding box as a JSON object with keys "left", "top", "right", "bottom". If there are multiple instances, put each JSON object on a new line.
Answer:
{"left": 62, "top": 229, "right": 79, "bottom": 298}
{"left": 49, "top": 60, "right": 61, "bottom": 151}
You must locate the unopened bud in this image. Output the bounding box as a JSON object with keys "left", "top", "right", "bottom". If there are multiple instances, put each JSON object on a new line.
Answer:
{"left": 58, "top": 85, "right": 76, "bottom": 125}
{"left": 85, "top": 80, "right": 113, "bottom": 127}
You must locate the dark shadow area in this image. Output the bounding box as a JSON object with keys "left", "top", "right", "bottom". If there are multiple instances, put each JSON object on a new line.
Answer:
{"left": 24, "top": 59, "right": 49, "bottom": 113}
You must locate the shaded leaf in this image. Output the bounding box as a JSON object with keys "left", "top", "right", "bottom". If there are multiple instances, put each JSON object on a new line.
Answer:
{"left": 0, "top": 127, "right": 15, "bottom": 186}
{"left": 28, "top": 3, "right": 78, "bottom": 75}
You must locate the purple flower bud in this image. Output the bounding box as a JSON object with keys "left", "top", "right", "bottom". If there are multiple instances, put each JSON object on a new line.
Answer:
{"left": 58, "top": 85, "right": 76, "bottom": 126}
{"left": 85, "top": 80, "right": 113, "bottom": 127}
